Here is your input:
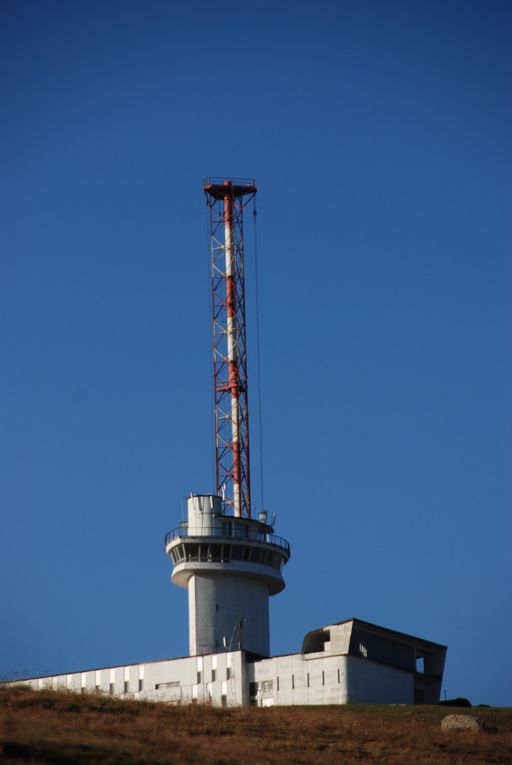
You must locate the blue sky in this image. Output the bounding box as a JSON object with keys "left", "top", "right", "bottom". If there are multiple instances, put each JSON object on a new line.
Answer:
{"left": 1, "top": 0, "right": 510, "bottom": 705}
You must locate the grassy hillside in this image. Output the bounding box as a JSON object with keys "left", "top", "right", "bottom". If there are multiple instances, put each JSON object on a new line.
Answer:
{"left": 0, "top": 686, "right": 511, "bottom": 764}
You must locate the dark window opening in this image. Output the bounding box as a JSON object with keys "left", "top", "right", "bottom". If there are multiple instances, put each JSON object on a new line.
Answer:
{"left": 138, "top": 679, "right": 144, "bottom": 692}
{"left": 124, "top": 681, "right": 129, "bottom": 694}
{"left": 109, "top": 683, "right": 114, "bottom": 695}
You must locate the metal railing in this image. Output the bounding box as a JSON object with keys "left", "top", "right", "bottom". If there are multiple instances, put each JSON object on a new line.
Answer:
{"left": 164, "top": 526, "right": 290, "bottom": 556}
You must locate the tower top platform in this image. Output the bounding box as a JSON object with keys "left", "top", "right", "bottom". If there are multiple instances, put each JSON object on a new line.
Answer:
{"left": 203, "top": 177, "right": 257, "bottom": 199}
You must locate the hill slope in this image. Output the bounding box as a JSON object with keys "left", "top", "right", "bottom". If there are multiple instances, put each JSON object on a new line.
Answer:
{"left": 0, "top": 686, "right": 511, "bottom": 764}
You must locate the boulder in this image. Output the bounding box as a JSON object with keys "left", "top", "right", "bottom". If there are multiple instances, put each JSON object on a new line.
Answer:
{"left": 441, "top": 714, "right": 482, "bottom": 732}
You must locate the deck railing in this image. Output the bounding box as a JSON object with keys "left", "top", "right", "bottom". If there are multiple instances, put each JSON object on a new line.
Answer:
{"left": 164, "top": 526, "right": 290, "bottom": 556}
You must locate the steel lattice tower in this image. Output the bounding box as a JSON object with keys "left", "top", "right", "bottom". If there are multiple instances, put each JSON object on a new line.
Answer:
{"left": 166, "top": 178, "right": 289, "bottom": 658}
{"left": 204, "top": 178, "right": 257, "bottom": 519}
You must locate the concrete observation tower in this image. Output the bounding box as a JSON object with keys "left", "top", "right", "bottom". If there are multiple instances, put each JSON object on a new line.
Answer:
{"left": 165, "top": 179, "right": 290, "bottom": 657}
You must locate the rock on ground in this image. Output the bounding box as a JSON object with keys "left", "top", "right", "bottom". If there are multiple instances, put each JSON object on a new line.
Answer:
{"left": 441, "top": 714, "right": 482, "bottom": 732}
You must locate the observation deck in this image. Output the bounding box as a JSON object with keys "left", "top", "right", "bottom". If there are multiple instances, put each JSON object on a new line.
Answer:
{"left": 165, "top": 497, "right": 290, "bottom": 596}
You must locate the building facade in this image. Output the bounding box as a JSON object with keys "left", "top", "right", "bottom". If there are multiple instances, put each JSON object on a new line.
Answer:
{"left": 5, "top": 493, "right": 446, "bottom": 706}
{"left": 9, "top": 618, "right": 446, "bottom": 707}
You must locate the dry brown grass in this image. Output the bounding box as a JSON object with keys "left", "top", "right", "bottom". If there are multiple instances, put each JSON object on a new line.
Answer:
{"left": 0, "top": 685, "right": 511, "bottom": 764}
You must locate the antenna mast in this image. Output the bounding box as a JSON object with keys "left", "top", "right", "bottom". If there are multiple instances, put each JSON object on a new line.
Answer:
{"left": 204, "top": 177, "right": 257, "bottom": 518}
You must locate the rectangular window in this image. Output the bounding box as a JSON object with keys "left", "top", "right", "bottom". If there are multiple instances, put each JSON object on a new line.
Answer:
{"left": 124, "top": 681, "right": 129, "bottom": 694}
{"left": 212, "top": 669, "right": 216, "bottom": 682}
{"left": 197, "top": 671, "right": 202, "bottom": 684}
{"left": 276, "top": 676, "right": 279, "bottom": 692}
{"left": 292, "top": 674, "right": 295, "bottom": 690}
{"left": 307, "top": 673, "right": 310, "bottom": 688}
{"left": 337, "top": 668, "right": 341, "bottom": 684}
{"left": 138, "top": 679, "right": 144, "bottom": 692}
{"left": 221, "top": 694, "right": 227, "bottom": 707}
{"left": 322, "top": 671, "right": 325, "bottom": 686}
{"left": 226, "top": 667, "right": 231, "bottom": 680}
{"left": 109, "top": 683, "right": 114, "bottom": 695}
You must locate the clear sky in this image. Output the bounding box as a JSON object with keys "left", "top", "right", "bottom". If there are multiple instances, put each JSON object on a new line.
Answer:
{"left": 1, "top": 0, "right": 510, "bottom": 705}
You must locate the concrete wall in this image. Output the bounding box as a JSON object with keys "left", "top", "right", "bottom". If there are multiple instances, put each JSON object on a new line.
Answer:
{"left": 249, "top": 649, "right": 414, "bottom": 707}
{"left": 11, "top": 651, "right": 246, "bottom": 707}
{"left": 249, "top": 652, "right": 350, "bottom": 706}
{"left": 346, "top": 656, "right": 414, "bottom": 704}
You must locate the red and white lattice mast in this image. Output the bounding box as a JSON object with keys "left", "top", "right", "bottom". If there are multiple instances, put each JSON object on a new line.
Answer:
{"left": 165, "top": 179, "right": 289, "bottom": 658}
{"left": 204, "top": 178, "right": 257, "bottom": 518}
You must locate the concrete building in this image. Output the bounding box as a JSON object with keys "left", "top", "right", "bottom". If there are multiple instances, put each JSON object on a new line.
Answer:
{"left": 8, "top": 617, "right": 446, "bottom": 707}
{"left": 6, "top": 492, "right": 446, "bottom": 706}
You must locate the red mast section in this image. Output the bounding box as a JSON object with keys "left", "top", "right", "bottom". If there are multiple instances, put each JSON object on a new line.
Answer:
{"left": 204, "top": 178, "right": 257, "bottom": 519}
